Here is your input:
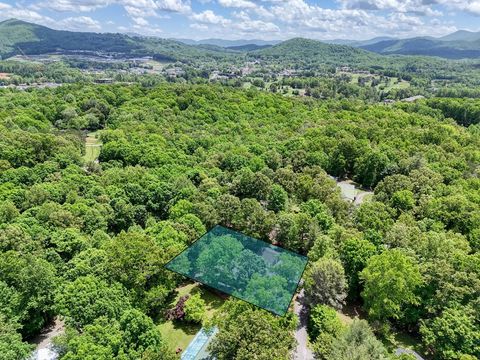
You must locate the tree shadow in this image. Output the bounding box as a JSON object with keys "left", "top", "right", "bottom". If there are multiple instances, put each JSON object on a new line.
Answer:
{"left": 171, "top": 320, "right": 200, "bottom": 336}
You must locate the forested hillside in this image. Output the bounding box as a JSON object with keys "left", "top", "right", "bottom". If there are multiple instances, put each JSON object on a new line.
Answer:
{"left": 0, "top": 83, "right": 478, "bottom": 359}
{"left": 0, "top": 19, "right": 232, "bottom": 61}
{"left": 250, "top": 38, "right": 381, "bottom": 67}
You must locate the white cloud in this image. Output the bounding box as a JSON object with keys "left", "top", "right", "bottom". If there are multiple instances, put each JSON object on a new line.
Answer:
{"left": 155, "top": 0, "right": 191, "bottom": 13}
{"left": 444, "top": 0, "right": 480, "bottom": 16}
{"left": 234, "top": 19, "right": 279, "bottom": 32}
{"left": 338, "top": 0, "right": 457, "bottom": 16}
{"left": 36, "top": 0, "right": 190, "bottom": 14}
{"left": 190, "top": 23, "right": 208, "bottom": 29}
{"left": 190, "top": 10, "right": 231, "bottom": 25}
{"left": 124, "top": 4, "right": 158, "bottom": 17}
{"left": 132, "top": 16, "right": 149, "bottom": 25}
{"left": 0, "top": 2, "right": 12, "bottom": 10}
{"left": 218, "top": 0, "right": 257, "bottom": 9}
{"left": 0, "top": 5, "right": 55, "bottom": 24}
{"left": 37, "top": 0, "right": 111, "bottom": 12}
{"left": 58, "top": 16, "right": 102, "bottom": 31}
{"left": 261, "top": 0, "right": 455, "bottom": 39}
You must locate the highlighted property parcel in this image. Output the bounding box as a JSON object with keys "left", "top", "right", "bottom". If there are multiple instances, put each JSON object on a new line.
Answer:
{"left": 165, "top": 225, "right": 308, "bottom": 316}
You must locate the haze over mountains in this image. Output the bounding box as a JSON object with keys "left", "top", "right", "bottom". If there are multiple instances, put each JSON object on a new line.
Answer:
{"left": 175, "top": 38, "right": 281, "bottom": 48}
{"left": 1, "top": 18, "right": 480, "bottom": 61}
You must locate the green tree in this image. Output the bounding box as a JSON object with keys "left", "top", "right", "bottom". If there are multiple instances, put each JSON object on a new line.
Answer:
{"left": 0, "top": 251, "right": 58, "bottom": 336}
{"left": 55, "top": 275, "right": 130, "bottom": 328}
{"left": 309, "top": 305, "right": 344, "bottom": 360}
{"left": 360, "top": 249, "right": 423, "bottom": 322}
{"left": 267, "top": 184, "right": 288, "bottom": 212}
{"left": 208, "top": 300, "right": 296, "bottom": 360}
{"left": 340, "top": 237, "right": 377, "bottom": 299}
{"left": 184, "top": 293, "right": 206, "bottom": 323}
{"left": 304, "top": 258, "right": 347, "bottom": 310}
{"left": 0, "top": 315, "right": 33, "bottom": 360}
{"left": 55, "top": 313, "right": 174, "bottom": 360}
{"left": 103, "top": 230, "right": 176, "bottom": 310}
{"left": 420, "top": 306, "right": 479, "bottom": 359}
{"left": 328, "top": 320, "right": 388, "bottom": 360}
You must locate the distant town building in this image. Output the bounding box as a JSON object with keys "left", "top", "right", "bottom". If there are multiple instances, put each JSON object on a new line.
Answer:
{"left": 94, "top": 78, "right": 114, "bottom": 84}
{"left": 401, "top": 95, "right": 425, "bottom": 102}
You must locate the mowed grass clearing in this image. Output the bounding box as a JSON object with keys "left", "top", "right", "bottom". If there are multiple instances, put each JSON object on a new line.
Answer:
{"left": 158, "top": 282, "right": 225, "bottom": 355}
{"left": 84, "top": 131, "right": 102, "bottom": 163}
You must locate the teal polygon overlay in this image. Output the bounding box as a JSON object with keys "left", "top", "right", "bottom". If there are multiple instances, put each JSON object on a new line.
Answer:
{"left": 165, "top": 225, "right": 308, "bottom": 316}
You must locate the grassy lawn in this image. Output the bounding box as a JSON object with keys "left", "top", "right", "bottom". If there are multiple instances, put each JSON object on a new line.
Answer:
{"left": 158, "top": 320, "right": 200, "bottom": 354}
{"left": 158, "top": 282, "right": 225, "bottom": 355}
{"left": 84, "top": 131, "right": 102, "bottom": 163}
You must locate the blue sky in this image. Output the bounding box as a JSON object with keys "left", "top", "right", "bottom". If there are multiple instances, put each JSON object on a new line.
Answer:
{"left": 1, "top": 0, "right": 479, "bottom": 40}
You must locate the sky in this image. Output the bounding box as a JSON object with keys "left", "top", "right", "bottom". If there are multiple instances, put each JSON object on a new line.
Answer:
{"left": 0, "top": 0, "right": 480, "bottom": 40}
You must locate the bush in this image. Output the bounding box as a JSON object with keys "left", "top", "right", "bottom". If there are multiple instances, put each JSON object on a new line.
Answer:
{"left": 308, "top": 305, "right": 343, "bottom": 360}
{"left": 165, "top": 295, "right": 188, "bottom": 321}
{"left": 308, "top": 304, "right": 343, "bottom": 341}
{"left": 184, "top": 293, "right": 206, "bottom": 323}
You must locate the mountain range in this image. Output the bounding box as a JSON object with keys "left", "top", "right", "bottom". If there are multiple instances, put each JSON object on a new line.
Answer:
{"left": 180, "top": 31, "right": 480, "bottom": 60}
{"left": 1, "top": 18, "right": 480, "bottom": 61}
{"left": 175, "top": 38, "right": 281, "bottom": 47}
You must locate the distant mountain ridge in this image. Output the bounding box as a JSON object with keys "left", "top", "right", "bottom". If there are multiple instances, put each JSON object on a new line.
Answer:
{"left": 322, "top": 31, "right": 480, "bottom": 59}
{"left": 325, "top": 37, "right": 397, "bottom": 47}
{"left": 175, "top": 38, "right": 281, "bottom": 47}
{"left": 439, "top": 30, "right": 480, "bottom": 42}
{"left": 359, "top": 35, "right": 480, "bottom": 59}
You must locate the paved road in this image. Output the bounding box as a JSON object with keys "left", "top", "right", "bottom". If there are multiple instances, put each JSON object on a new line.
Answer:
{"left": 293, "top": 289, "right": 315, "bottom": 360}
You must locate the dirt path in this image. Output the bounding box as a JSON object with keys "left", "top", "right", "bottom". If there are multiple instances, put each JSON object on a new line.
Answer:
{"left": 293, "top": 289, "right": 315, "bottom": 360}
{"left": 30, "top": 318, "right": 64, "bottom": 360}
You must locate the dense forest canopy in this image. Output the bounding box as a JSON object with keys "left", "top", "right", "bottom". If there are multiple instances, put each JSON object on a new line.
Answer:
{"left": 0, "top": 83, "right": 479, "bottom": 359}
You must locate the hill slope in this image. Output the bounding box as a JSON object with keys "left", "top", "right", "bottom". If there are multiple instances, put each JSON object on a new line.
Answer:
{"left": 439, "top": 30, "right": 480, "bottom": 42}
{"left": 250, "top": 38, "right": 383, "bottom": 67}
{"left": 361, "top": 36, "right": 480, "bottom": 59}
{"left": 0, "top": 19, "right": 231, "bottom": 61}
